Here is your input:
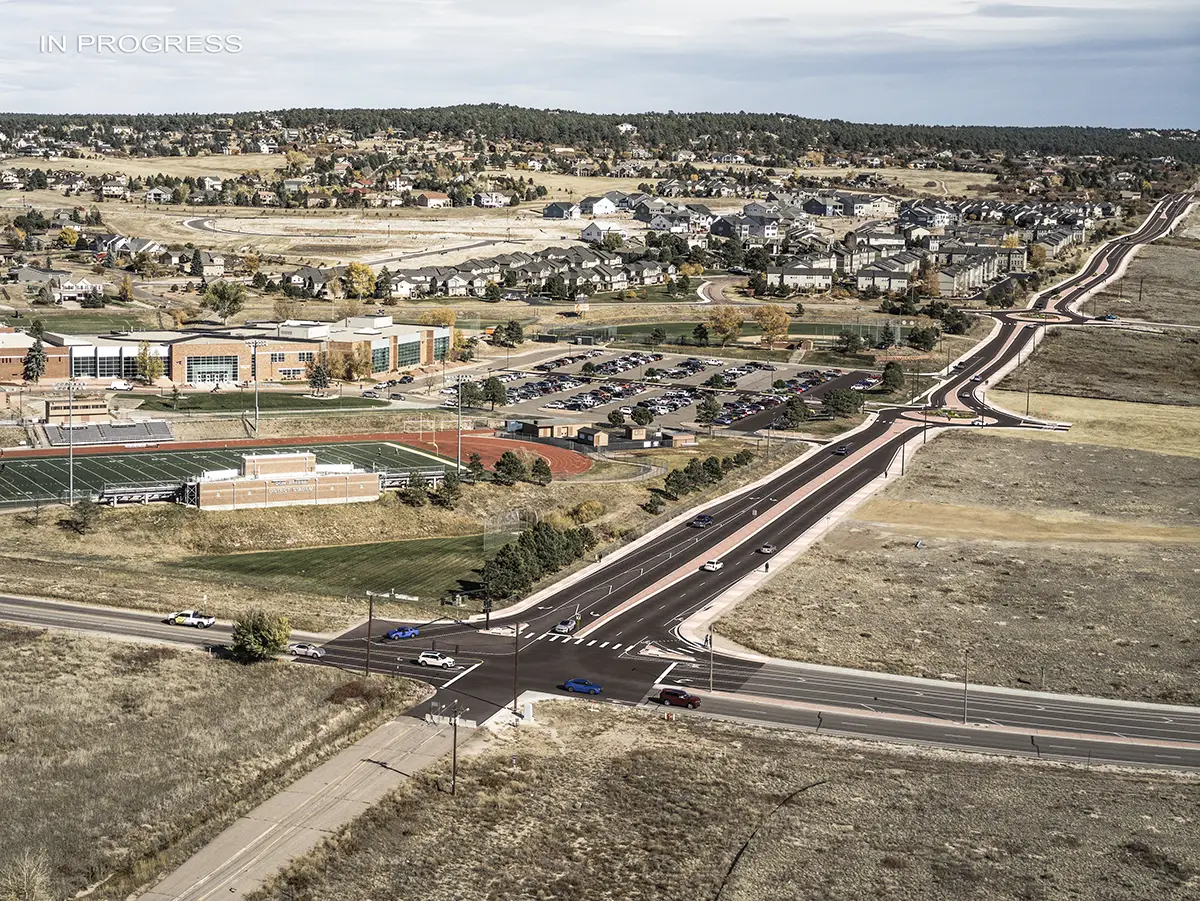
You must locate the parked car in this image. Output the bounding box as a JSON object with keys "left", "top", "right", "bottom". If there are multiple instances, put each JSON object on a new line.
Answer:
{"left": 396, "top": 374, "right": 415, "bottom": 384}
{"left": 108, "top": 380, "right": 133, "bottom": 391}
{"left": 164, "top": 610, "right": 215, "bottom": 628}
{"left": 658, "top": 688, "right": 701, "bottom": 709}
{"left": 416, "top": 650, "right": 455, "bottom": 668}
{"left": 362, "top": 390, "right": 380, "bottom": 398}
{"left": 386, "top": 626, "right": 420, "bottom": 640}
{"left": 553, "top": 619, "right": 577, "bottom": 634}
{"left": 701, "top": 560, "right": 724, "bottom": 572}
{"left": 289, "top": 643, "right": 325, "bottom": 659}
{"left": 563, "top": 678, "right": 602, "bottom": 695}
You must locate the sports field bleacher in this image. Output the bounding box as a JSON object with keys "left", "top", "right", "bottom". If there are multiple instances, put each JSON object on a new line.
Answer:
{"left": 43, "top": 421, "right": 175, "bottom": 447}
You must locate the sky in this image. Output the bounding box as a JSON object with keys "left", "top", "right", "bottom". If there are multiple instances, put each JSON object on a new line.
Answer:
{"left": 0, "top": 0, "right": 1197, "bottom": 126}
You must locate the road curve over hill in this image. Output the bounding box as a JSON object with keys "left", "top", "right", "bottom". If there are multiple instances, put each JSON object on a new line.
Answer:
{"left": 4, "top": 193, "right": 1196, "bottom": 769}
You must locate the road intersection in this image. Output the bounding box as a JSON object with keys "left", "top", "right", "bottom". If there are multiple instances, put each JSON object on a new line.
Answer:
{"left": 3, "top": 192, "right": 1196, "bottom": 769}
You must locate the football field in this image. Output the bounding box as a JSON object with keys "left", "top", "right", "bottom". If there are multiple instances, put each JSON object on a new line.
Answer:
{"left": 0, "top": 441, "right": 446, "bottom": 507}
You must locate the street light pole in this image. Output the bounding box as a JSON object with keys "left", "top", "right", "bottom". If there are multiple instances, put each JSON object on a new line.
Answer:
{"left": 512, "top": 620, "right": 520, "bottom": 716}
{"left": 962, "top": 648, "right": 970, "bottom": 725}
{"left": 67, "top": 378, "right": 74, "bottom": 505}
{"left": 708, "top": 629, "right": 714, "bottom": 694}
{"left": 364, "top": 591, "right": 374, "bottom": 677}
{"left": 456, "top": 378, "right": 463, "bottom": 472}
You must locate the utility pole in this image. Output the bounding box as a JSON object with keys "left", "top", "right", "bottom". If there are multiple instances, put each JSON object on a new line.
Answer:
{"left": 247, "top": 338, "right": 266, "bottom": 431}
{"left": 364, "top": 592, "right": 375, "bottom": 676}
{"left": 962, "top": 647, "right": 970, "bottom": 725}
{"left": 1138, "top": 276, "right": 1144, "bottom": 305}
{"left": 67, "top": 378, "right": 74, "bottom": 505}
{"left": 1026, "top": 373, "right": 1032, "bottom": 417}
{"left": 512, "top": 620, "right": 520, "bottom": 716}
{"left": 708, "top": 629, "right": 714, "bottom": 694}
{"left": 456, "top": 378, "right": 463, "bottom": 472}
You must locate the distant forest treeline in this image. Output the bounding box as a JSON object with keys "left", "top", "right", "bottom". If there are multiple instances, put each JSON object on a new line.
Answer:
{"left": 2, "top": 105, "right": 1197, "bottom": 162}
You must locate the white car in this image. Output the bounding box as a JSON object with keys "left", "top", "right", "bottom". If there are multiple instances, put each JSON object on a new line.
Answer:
{"left": 289, "top": 643, "right": 326, "bottom": 659}
{"left": 701, "top": 560, "right": 724, "bottom": 572}
{"left": 416, "top": 650, "right": 456, "bottom": 669}
{"left": 164, "top": 610, "right": 215, "bottom": 628}
{"left": 703, "top": 359, "right": 725, "bottom": 366}
{"left": 108, "top": 380, "right": 134, "bottom": 391}
{"left": 553, "top": 619, "right": 577, "bottom": 634}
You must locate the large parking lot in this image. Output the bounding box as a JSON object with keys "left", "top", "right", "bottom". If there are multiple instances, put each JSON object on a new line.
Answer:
{"left": 429, "top": 348, "right": 875, "bottom": 434}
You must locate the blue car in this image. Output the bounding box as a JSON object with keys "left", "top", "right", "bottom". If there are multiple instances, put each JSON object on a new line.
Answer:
{"left": 386, "top": 626, "right": 420, "bottom": 640}
{"left": 563, "top": 678, "right": 602, "bottom": 695}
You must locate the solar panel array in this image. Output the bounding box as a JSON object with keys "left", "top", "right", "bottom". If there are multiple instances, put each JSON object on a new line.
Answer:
{"left": 43, "top": 420, "right": 175, "bottom": 447}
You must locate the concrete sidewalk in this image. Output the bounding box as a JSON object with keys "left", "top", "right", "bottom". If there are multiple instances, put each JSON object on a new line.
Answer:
{"left": 138, "top": 718, "right": 453, "bottom": 901}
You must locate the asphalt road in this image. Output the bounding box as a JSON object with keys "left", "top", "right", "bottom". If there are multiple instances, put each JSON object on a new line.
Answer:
{"left": 6, "top": 191, "right": 1197, "bottom": 769}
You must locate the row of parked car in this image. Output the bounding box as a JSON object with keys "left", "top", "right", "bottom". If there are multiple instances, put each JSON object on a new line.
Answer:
{"left": 549, "top": 380, "right": 652, "bottom": 412}
{"left": 534, "top": 349, "right": 607, "bottom": 372}
{"left": 592, "top": 351, "right": 665, "bottom": 376}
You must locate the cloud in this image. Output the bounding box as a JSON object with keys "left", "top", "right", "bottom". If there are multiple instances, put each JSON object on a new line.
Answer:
{"left": 0, "top": 0, "right": 1194, "bottom": 126}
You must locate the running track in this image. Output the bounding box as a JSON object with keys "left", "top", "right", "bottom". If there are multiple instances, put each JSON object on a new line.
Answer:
{"left": 0, "top": 430, "right": 593, "bottom": 476}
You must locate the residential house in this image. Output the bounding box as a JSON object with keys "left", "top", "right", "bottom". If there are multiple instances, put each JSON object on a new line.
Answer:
{"left": 474, "top": 191, "right": 509, "bottom": 208}
{"left": 543, "top": 201, "right": 581, "bottom": 219}
{"left": 802, "top": 196, "right": 843, "bottom": 217}
{"left": 766, "top": 265, "right": 834, "bottom": 291}
{"left": 579, "top": 196, "right": 618, "bottom": 216}
{"left": 417, "top": 191, "right": 451, "bottom": 208}
{"left": 144, "top": 187, "right": 174, "bottom": 204}
{"left": 580, "top": 221, "right": 627, "bottom": 244}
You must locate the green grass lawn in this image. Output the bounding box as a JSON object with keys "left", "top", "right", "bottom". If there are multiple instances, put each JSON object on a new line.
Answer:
{"left": 137, "top": 393, "right": 389, "bottom": 413}
{"left": 180, "top": 534, "right": 500, "bottom": 604}
{"left": 2, "top": 309, "right": 156, "bottom": 334}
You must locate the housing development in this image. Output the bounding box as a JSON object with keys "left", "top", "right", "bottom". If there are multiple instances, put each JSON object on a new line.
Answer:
{"left": 1, "top": 7, "right": 1199, "bottom": 900}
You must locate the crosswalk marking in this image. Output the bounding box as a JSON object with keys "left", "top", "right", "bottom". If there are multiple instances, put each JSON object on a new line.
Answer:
{"left": 586, "top": 640, "right": 597, "bottom": 647}
{"left": 599, "top": 642, "right": 609, "bottom": 648}
{"left": 612, "top": 643, "right": 621, "bottom": 650}
{"left": 573, "top": 638, "right": 584, "bottom": 645}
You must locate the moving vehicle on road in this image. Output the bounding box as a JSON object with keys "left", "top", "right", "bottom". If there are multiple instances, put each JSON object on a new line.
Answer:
{"left": 658, "top": 688, "right": 701, "bottom": 709}
{"left": 701, "top": 560, "right": 724, "bottom": 572}
{"left": 563, "top": 678, "right": 603, "bottom": 695}
{"left": 164, "top": 610, "right": 215, "bottom": 628}
{"left": 361, "top": 390, "right": 380, "bottom": 398}
{"left": 690, "top": 514, "right": 714, "bottom": 529}
{"left": 416, "top": 650, "right": 455, "bottom": 668}
{"left": 759, "top": 544, "right": 777, "bottom": 555}
{"left": 553, "top": 619, "right": 578, "bottom": 634}
{"left": 386, "top": 626, "right": 420, "bottom": 640}
{"left": 288, "top": 643, "right": 325, "bottom": 659}
{"left": 1097, "top": 313, "right": 1120, "bottom": 321}
{"left": 831, "top": 444, "right": 852, "bottom": 456}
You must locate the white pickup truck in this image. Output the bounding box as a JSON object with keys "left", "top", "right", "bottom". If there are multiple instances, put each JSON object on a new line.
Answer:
{"left": 164, "top": 610, "right": 216, "bottom": 628}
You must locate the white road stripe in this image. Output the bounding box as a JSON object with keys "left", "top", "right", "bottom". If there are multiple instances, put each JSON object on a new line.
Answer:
{"left": 653, "top": 662, "right": 679, "bottom": 685}
{"left": 440, "top": 660, "right": 483, "bottom": 688}
{"left": 573, "top": 638, "right": 584, "bottom": 645}
{"left": 587, "top": 640, "right": 597, "bottom": 647}
{"left": 611, "top": 643, "right": 622, "bottom": 650}
{"left": 599, "top": 642, "right": 609, "bottom": 648}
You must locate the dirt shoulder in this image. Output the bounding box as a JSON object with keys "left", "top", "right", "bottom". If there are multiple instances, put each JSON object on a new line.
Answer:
{"left": 258, "top": 702, "right": 1199, "bottom": 901}
{"left": 0, "top": 624, "right": 426, "bottom": 901}
{"left": 718, "top": 432, "right": 1200, "bottom": 705}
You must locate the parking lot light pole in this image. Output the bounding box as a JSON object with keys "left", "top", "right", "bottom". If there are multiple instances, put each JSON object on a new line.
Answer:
{"left": 247, "top": 339, "right": 266, "bottom": 430}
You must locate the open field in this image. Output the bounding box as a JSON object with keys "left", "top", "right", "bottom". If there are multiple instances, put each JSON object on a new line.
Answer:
{"left": 0, "top": 438, "right": 802, "bottom": 629}
{"left": 0, "top": 307, "right": 158, "bottom": 334}
{"left": 719, "top": 432, "right": 1200, "bottom": 704}
{"left": 989, "top": 391, "right": 1200, "bottom": 458}
{"left": 1085, "top": 208, "right": 1200, "bottom": 326}
{"left": 0, "top": 440, "right": 444, "bottom": 508}
{"left": 136, "top": 392, "right": 389, "bottom": 414}
{"left": 261, "top": 702, "right": 1200, "bottom": 901}
{"left": 183, "top": 533, "right": 494, "bottom": 601}
{"left": 0, "top": 623, "right": 426, "bottom": 901}
{"left": 999, "top": 325, "right": 1200, "bottom": 406}
{"left": 3, "top": 151, "right": 289, "bottom": 179}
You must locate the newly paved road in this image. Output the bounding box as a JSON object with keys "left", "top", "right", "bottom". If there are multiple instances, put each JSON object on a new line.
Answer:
{"left": 5, "top": 192, "right": 1196, "bottom": 770}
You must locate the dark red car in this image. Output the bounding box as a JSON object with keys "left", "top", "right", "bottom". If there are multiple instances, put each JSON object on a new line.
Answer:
{"left": 658, "top": 688, "right": 701, "bottom": 709}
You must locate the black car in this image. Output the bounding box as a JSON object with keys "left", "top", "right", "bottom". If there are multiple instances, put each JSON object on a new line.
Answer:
{"left": 832, "top": 444, "right": 852, "bottom": 456}
{"left": 690, "top": 514, "right": 714, "bottom": 528}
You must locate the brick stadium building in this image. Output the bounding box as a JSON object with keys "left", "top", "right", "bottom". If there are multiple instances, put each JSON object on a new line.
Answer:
{"left": 0, "top": 315, "right": 452, "bottom": 386}
{"left": 186, "top": 452, "right": 382, "bottom": 510}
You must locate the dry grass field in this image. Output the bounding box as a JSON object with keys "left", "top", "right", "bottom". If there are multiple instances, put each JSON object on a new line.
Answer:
{"left": 999, "top": 326, "right": 1200, "bottom": 406}
{"left": 1086, "top": 209, "right": 1200, "bottom": 326}
{"left": 0, "top": 439, "right": 804, "bottom": 630}
{"left": 989, "top": 391, "right": 1200, "bottom": 458}
{"left": 258, "top": 703, "right": 1200, "bottom": 901}
{"left": 719, "top": 432, "right": 1200, "bottom": 705}
{"left": 0, "top": 623, "right": 426, "bottom": 901}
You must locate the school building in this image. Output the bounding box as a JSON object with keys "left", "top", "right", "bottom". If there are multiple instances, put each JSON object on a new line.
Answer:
{"left": 0, "top": 316, "right": 452, "bottom": 386}
{"left": 186, "top": 452, "right": 382, "bottom": 511}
